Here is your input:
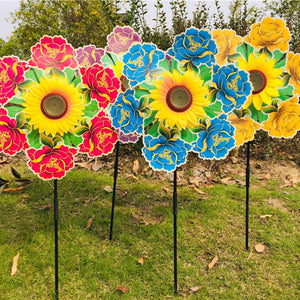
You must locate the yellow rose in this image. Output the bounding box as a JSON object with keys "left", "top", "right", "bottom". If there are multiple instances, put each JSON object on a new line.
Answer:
{"left": 244, "top": 17, "right": 290, "bottom": 52}
{"left": 286, "top": 52, "right": 300, "bottom": 95}
{"left": 228, "top": 113, "right": 260, "bottom": 146}
{"left": 262, "top": 97, "right": 300, "bottom": 138}
{"left": 212, "top": 29, "right": 242, "bottom": 65}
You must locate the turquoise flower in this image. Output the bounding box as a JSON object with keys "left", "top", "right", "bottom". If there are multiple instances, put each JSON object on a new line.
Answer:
{"left": 123, "top": 43, "right": 165, "bottom": 87}
{"left": 110, "top": 89, "right": 144, "bottom": 135}
{"left": 193, "top": 115, "right": 235, "bottom": 159}
{"left": 168, "top": 27, "right": 217, "bottom": 67}
{"left": 142, "top": 135, "right": 191, "bottom": 172}
{"left": 213, "top": 65, "right": 252, "bottom": 113}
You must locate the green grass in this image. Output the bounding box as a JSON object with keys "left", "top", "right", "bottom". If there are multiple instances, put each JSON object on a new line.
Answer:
{"left": 0, "top": 158, "right": 299, "bottom": 299}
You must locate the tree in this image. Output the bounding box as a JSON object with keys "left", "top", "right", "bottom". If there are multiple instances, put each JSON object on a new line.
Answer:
{"left": 7, "top": 0, "right": 123, "bottom": 59}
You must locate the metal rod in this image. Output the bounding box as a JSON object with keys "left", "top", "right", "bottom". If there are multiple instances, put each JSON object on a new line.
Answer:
{"left": 109, "top": 141, "right": 120, "bottom": 240}
{"left": 245, "top": 142, "right": 250, "bottom": 250}
{"left": 173, "top": 169, "right": 178, "bottom": 296}
{"left": 54, "top": 179, "right": 59, "bottom": 299}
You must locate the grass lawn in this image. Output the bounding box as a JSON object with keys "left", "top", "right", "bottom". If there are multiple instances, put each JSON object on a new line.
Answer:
{"left": 0, "top": 151, "right": 299, "bottom": 299}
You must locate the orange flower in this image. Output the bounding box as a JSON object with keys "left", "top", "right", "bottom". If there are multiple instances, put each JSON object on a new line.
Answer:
{"left": 228, "top": 113, "right": 260, "bottom": 146}
{"left": 212, "top": 29, "right": 242, "bottom": 65}
{"left": 244, "top": 17, "right": 290, "bottom": 52}
{"left": 262, "top": 97, "right": 300, "bottom": 138}
{"left": 286, "top": 52, "right": 300, "bottom": 95}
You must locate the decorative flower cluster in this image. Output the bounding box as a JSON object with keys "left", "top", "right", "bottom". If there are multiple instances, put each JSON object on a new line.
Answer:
{"left": 1, "top": 19, "right": 299, "bottom": 177}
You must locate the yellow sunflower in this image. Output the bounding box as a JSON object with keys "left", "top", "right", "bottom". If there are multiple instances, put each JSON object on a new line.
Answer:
{"left": 149, "top": 69, "right": 209, "bottom": 130}
{"left": 237, "top": 53, "right": 283, "bottom": 110}
{"left": 23, "top": 75, "right": 84, "bottom": 136}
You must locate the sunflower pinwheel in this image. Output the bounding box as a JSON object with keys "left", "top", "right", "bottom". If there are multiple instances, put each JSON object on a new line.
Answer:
{"left": 1, "top": 36, "right": 120, "bottom": 180}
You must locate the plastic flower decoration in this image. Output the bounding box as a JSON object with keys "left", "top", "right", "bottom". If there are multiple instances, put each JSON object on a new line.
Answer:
{"left": 2, "top": 35, "right": 119, "bottom": 180}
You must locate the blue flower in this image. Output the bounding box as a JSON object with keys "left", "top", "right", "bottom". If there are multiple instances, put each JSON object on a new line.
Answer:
{"left": 122, "top": 43, "right": 165, "bottom": 87}
{"left": 213, "top": 65, "right": 252, "bottom": 113}
{"left": 168, "top": 27, "right": 217, "bottom": 67}
{"left": 110, "top": 89, "right": 144, "bottom": 135}
{"left": 142, "top": 135, "right": 191, "bottom": 172}
{"left": 193, "top": 115, "right": 235, "bottom": 159}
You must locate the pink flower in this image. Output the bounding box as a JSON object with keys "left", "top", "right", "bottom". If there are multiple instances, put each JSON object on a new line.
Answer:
{"left": 80, "top": 64, "right": 120, "bottom": 108}
{"left": 0, "top": 56, "right": 28, "bottom": 105}
{"left": 79, "top": 111, "right": 118, "bottom": 157}
{"left": 26, "top": 145, "right": 77, "bottom": 180}
{"left": 106, "top": 26, "right": 141, "bottom": 54}
{"left": 29, "top": 36, "right": 77, "bottom": 70}
{"left": 76, "top": 45, "right": 104, "bottom": 68}
{"left": 0, "top": 108, "right": 28, "bottom": 155}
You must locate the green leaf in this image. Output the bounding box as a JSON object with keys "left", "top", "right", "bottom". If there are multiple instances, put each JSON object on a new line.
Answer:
{"left": 180, "top": 128, "right": 197, "bottom": 143}
{"left": 191, "top": 123, "right": 207, "bottom": 134}
{"left": 203, "top": 101, "right": 222, "bottom": 118}
{"left": 18, "top": 79, "right": 34, "bottom": 89}
{"left": 41, "top": 134, "right": 54, "bottom": 148}
{"left": 278, "top": 85, "right": 294, "bottom": 100}
{"left": 72, "top": 125, "right": 89, "bottom": 136}
{"left": 259, "top": 47, "right": 272, "bottom": 59}
{"left": 7, "top": 97, "right": 25, "bottom": 105}
{"left": 138, "top": 95, "right": 148, "bottom": 111}
{"left": 64, "top": 68, "right": 76, "bottom": 83}
{"left": 281, "top": 73, "right": 292, "bottom": 88}
{"left": 27, "top": 128, "right": 42, "bottom": 149}
{"left": 273, "top": 50, "right": 286, "bottom": 69}
{"left": 25, "top": 68, "right": 43, "bottom": 83}
{"left": 62, "top": 132, "right": 72, "bottom": 147}
{"left": 262, "top": 105, "right": 278, "bottom": 114}
{"left": 248, "top": 104, "right": 268, "bottom": 123}
{"left": 72, "top": 75, "right": 82, "bottom": 87}
{"left": 199, "top": 65, "right": 212, "bottom": 83}
{"left": 69, "top": 132, "right": 83, "bottom": 147}
{"left": 158, "top": 123, "right": 171, "bottom": 140}
{"left": 16, "top": 112, "right": 26, "bottom": 128}
{"left": 227, "top": 53, "right": 242, "bottom": 62}
{"left": 5, "top": 104, "right": 24, "bottom": 118}
{"left": 187, "top": 62, "right": 200, "bottom": 76}
{"left": 144, "top": 110, "right": 156, "bottom": 127}
{"left": 147, "top": 121, "right": 160, "bottom": 137}
{"left": 83, "top": 90, "right": 92, "bottom": 105}
{"left": 83, "top": 99, "right": 98, "bottom": 118}
{"left": 236, "top": 43, "right": 254, "bottom": 61}
{"left": 52, "top": 67, "right": 65, "bottom": 78}
{"left": 159, "top": 56, "right": 171, "bottom": 71}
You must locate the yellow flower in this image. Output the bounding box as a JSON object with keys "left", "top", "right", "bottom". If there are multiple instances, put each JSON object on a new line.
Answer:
{"left": 228, "top": 113, "right": 260, "bottom": 146}
{"left": 286, "top": 52, "right": 300, "bottom": 95}
{"left": 262, "top": 97, "right": 300, "bottom": 138}
{"left": 23, "top": 75, "right": 84, "bottom": 136}
{"left": 212, "top": 29, "right": 242, "bottom": 65}
{"left": 244, "top": 17, "right": 290, "bottom": 52}
{"left": 237, "top": 53, "right": 283, "bottom": 110}
{"left": 149, "top": 69, "right": 209, "bottom": 131}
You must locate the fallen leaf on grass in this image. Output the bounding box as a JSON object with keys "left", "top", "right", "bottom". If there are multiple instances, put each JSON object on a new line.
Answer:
{"left": 11, "top": 252, "right": 19, "bottom": 276}
{"left": 189, "top": 286, "right": 200, "bottom": 294}
{"left": 76, "top": 162, "right": 91, "bottom": 170}
{"left": 3, "top": 187, "right": 24, "bottom": 193}
{"left": 104, "top": 185, "right": 113, "bottom": 193}
{"left": 255, "top": 244, "right": 265, "bottom": 253}
{"left": 39, "top": 204, "right": 52, "bottom": 210}
{"left": 208, "top": 255, "right": 218, "bottom": 270}
{"left": 260, "top": 214, "right": 272, "bottom": 219}
{"left": 193, "top": 187, "right": 207, "bottom": 195}
{"left": 138, "top": 257, "right": 144, "bottom": 265}
{"left": 126, "top": 174, "right": 138, "bottom": 181}
{"left": 220, "top": 177, "right": 236, "bottom": 185}
{"left": 86, "top": 216, "right": 95, "bottom": 228}
{"left": 11, "top": 167, "right": 21, "bottom": 179}
{"left": 132, "top": 159, "right": 139, "bottom": 174}
{"left": 115, "top": 286, "right": 129, "bottom": 294}
{"left": 163, "top": 187, "right": 172, "bottom": 194}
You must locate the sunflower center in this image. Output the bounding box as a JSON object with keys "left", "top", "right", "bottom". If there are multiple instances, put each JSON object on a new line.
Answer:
{"left": 166, "top": 85, "right": 193, "bottom": 112}
{"left": 41, "top": 93, "right": 68, "bottom": 119}
{"left": 249, "top": 70, "right": 267, "bottom": 94}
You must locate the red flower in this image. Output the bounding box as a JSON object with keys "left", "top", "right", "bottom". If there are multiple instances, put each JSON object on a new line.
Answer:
{"left": 29, "top": 36, "right": 77, "bottom": 71}
{"left": 0, "top": 108, "right": 28, "bottom": 155}
{"left": 26, "top": 145, "right": 77, "bottom": 180}
{"left": 79, "top": 111, "right": 118, "bottom": 157}
{"left": 80, "top": 64, "right": 120, "bottom": 108}
{"left": 0, "top": 56, "right": 28, "bottom": 105}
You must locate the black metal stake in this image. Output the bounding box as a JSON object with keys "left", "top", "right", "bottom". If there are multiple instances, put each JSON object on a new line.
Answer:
{"left": 245, "top": 142, "right": 251, "bottom": 250}
{"left": 173, "top": 169, "right": 178, "bottom": 296}
{"left": 53, "top": 179, "right": 59, "bottom": 300}
{"left": 109, "top": 141, "right": 120, "bottom": 240}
